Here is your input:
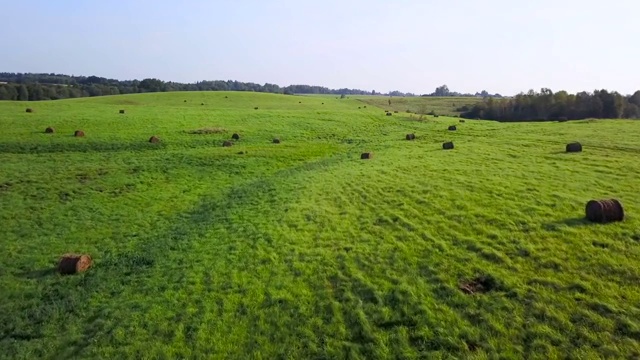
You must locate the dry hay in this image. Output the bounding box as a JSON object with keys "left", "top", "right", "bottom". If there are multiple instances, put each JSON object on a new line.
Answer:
{"left": 57, "top": 254, "right": 92, "bottom": 275}
{"left": 459, "top": 275, "right": 497, "bottom": 295}
{"left": 187, "top": 127, "right": 226, "bottom": 135}
{"left": 406, "top": 133, "right": 416, "bottom": 140}
{"left": 149, "top": 136, "right": 160, "bottom": 143}
{"left": 45, "top": 127, "right": 55, "bottom": 134}
{"left": 442, "top": 141, "right": 454, "bottom": 150}
{"left": 448, "top": 125, "right": 457, "bottom": 131}
{"left": 119, "top": 109, "right": 125, "bottom": 114}
{"left": 566, "top": 142, "right": 582, "bottom": 153}
{"left": 223, "top": 140, "right": 233, "bottom": 147}
{"left": 74, "top": 130, "right": 85, "bottom": 137}
{"left": 273, "top": 138, "right": 281, "bottom": 144}
{"left": 360, "top": 152, "right": 372, "bottom": 159}
{"left": 585, "top": 199, "right": 624, "bottom": 223}
{"left": 232, "top": 133, "right": 240, "bottom": 140}
{"left": 25, "top": 108, "right": 33, "bottom": 113}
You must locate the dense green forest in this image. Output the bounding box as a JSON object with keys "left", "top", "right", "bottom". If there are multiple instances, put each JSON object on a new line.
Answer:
{"left": 0, "top": 72, "right": 499, "bottom": 101}
{"left": 460, "top": 88, "right": 640, "bottom": 121}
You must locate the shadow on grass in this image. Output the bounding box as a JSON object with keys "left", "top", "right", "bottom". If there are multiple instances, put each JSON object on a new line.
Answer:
{"left": 545, "top": 217, "right": 596, "bottom": 229}
{"left": 18, "top": 268, "right": 57, "bottom": 279}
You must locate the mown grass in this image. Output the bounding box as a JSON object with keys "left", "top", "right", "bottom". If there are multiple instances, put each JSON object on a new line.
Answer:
{"left": 1, "top": 92, "right": 640, "bottom": 359}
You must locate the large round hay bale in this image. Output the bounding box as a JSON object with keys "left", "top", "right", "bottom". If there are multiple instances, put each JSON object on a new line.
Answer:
{"left": 58, "top": 254, "right": 92, "bottom": 275}
{"left": 361, "top": 152, "right": 372, "bottom": 159}
{"left": 45, "top": 127, "right": 55, "bottom": 134}
{"left": 406, "top": 133, "right": 416, "bottom": 140}
{"left": 74, "top": 130, "right": 85, "bottom": 137}
{"left": 231, "top": 133, "right": 240, "bottom": 140}
{"left": 25, "top": 108, "right": 33, "bottom": 113}
{"left": 448, "top": 125, "right": 457, "bottom": 131}
{"left": 585, "top": 199, "right": 624, "bottom": 223}
{"left": 149, "top": 136, "right": 160, "bottom": 143}
{"left": 386, "top": 112, "right": 392, "bottom": 116}
{"left": 223, "top": 140, "right": 233, "bottom": 147}
{"left": 443, "top": 142, "right": 454, "bottom": 150}
{"left": 273, "top": 138, "right": 281, "bottom": 144}
{"left": 119, "top": 109, "right": 125, "bottom": 114}
{"left": 566, "top": 142, "right": 582, "bottom": 152}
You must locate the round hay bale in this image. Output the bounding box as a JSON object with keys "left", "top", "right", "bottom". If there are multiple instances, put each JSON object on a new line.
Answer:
{"left": 57, "top": 254, "right": 92, "bottom": 275}
{"left": 448, "top": 125, "right": 457, "bottom": 131}
{"left": 273, "top": 138, "right": 281, "bottom": 144}
{"left": 149, "top": 136, "right": 160, "bottom": 143}
{"left": 360, "top": 152, "right": 372, "bottom": 159}
{"left": 460, "top": 119, "right": 466, "bottom": 123}
{"left": 443, "top": 142, "right": 454, "bottom": 150}
{"left": 223, "top": 140, "right": 233, "bottom": 147}
{"left": 322, "top": 102, "right": 324, "bottom": 105}
{"left": 74, "top": 130, "right": 85, "bottom": 137}
{"left": 299, "top": 101, "right": 302, "bottom": 104}
{"left": 45, "top": 127, "right": 55, "bottom": 134}
{"left": 231, "top": 133, "right": 240, "bottom": 140}
{"left": 201, "top": 102, "right": 205, "bottom": 105}
{"left": 364, "top": 106, "right": 367, "bottom": 108}
{"left": 358, "top": 107, "right": 361, "bottom": 109}
{"left": 254, "top": 107, "right": 259, "bottom": 110}
{"left": 25, "top": 108, "right": 33, "bottom": 113}
{"left": 119, "top": 109, "right": 125, "bottom": 114}
{"left": 184, "top": 100, "right": 187, "bottom": 102}
{"left": 586, "top": 199, "right": 624, "bottom": 223}
{"left": 386, "top": 112, "right": 392, "bottom": 116}
{"left": 566, "top": 142, "right": 582, "bottom": 153}
{"left": 406, "top": 133, "right": 416, "bottom": 140}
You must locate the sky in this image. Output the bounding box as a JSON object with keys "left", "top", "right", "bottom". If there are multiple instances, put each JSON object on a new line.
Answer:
{"left": 1, "top": 0, "right": 639, "bottom": 96}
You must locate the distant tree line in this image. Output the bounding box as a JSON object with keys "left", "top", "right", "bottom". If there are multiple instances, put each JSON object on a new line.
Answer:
{"left": 421, "top": 84, "right": 503, "bottom": 98}
{"left": 460, "top": 88, "right": 640, "bottom": 121}
{"left": 0, "top": 73, "right": 493, "bottom": 101}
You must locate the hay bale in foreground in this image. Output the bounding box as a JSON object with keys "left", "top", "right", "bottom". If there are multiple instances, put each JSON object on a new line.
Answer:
{"left": 406, "top": 133, "right": 416, "bottom": 140}
{"left": 58, "top": 254, "right": 92, "bottom": 275}
{"left": 585, "top": 199, "right": 624, "bottom": 223}
{"left": 26, "top": 108, "right": 33, "bottom": 113}
{"left": 273, "top": 138, "right": 281, "bottom": 144}
{"left": 74, "top": 130, "right": 85, "bottom": 137}
{"left": 566, "top": 142, "right": 582, "bottom": 153}
{"left": 149, "top": 136, "right": 160, "bottom": 143}
{"left": 232, "top": 133, "right": 240, "bottom": 140}
{"left": 223, "top": 141, "right": 233, "bottom": 147}
{"left": 361, "top": 152, "right": 372, "bottom": 159}
{"left": 448, "top": 125, "right": 457, "bottom": 131}
{"left": 443, "top": 142, "right": 454, "bottom": 150}
{"left": 119, "top": 109, "right": 125, "bottom": 114}
{"left": 45, "top": 127, "right": 55, "bottom": 134}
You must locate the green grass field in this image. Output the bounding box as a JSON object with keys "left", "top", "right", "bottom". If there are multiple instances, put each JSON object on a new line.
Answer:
{"left": 1, "top": 92, "right": 640, "bottom": 359}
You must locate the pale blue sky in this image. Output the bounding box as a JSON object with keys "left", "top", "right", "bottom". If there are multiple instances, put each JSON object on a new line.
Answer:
{"left": 2, "top": 0, "right": 639, "bottom": 95}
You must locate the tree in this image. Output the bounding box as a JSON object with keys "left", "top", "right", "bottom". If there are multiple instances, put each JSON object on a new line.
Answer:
{"left": 340, "top": 94, "right": 346, "bottom": 99}
{"left": 434, "top": 85, "right": 450, "bottom": 96}
{"left": 629, "top": 90, "right": 640, "bottom": 107}
{"left": 18, "top": 85, "right": 29, "bottom": 101}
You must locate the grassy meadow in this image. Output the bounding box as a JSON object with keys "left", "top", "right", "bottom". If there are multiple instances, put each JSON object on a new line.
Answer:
{"left": 1, "top": 92, "right": 640, "bottom": 359}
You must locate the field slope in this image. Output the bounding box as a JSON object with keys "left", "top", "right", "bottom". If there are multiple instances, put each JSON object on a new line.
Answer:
{"left": 1, "top": 92, "right": 640, "bottom": 359}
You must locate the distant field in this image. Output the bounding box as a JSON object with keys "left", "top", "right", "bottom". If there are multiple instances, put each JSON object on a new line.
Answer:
{"left": 351, "top": 95, "right": 484, "bottom": 116}
{"left": 1, "top": 92, "right": 640, "bottom": 359}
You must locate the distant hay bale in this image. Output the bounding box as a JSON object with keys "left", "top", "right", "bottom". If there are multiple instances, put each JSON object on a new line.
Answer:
{"left": 225, "top": 96, "right": 228, "bottom": 99}
{"left": 460, "top": 119, "right": 466, "bottom": 123}
{"left": 273, "top": 138, "right": 281, "bottom": 144}
{"left": 322, "top": 102, "right": 324, "bottom": 105}
{"left": 45, "top": 127, "right": 55, "bottom": 134}
{"left": 25, "top": 108, "right": 33, "bottom": 113}
{"left": 358, "top": 107, "right": 361, "bottom": 109}
{"left": 585, "top": 199, "right": 624, "bottom": 223}
{"left": 74, "top": 130, "right": 85, "bottom": 137}
{"left": 448, "top": 125, "right": 457, "bottom": 131}
{"left": 566, "top": 142, "right": 582, "bottom": 153}
{"left": 201, "top": 102, "right": 205, "bottom": 105}
{"left": 443, "top": 142, "right": 454, "bottom": 150}
{"left": 232, "top": 133, "right": 240, "bottom": 140}
{"left": 57, "top": 254, "right": 92, "bottom": 275}
{"left": 119, "top": 109, "right": 125, "bottom": 114}
{"left": 360, "top": 152, "right": 372, "bottom": 159}
{"left": 394, "top": 110, "right": 399, "bottom": 113}
{"left": 184, "top": 100, "right": 187, "bottom": 102}
{"left": 223, "top": 140, "right": 233, "bottom": 147}
{"left": 254, "top": 107, "right": 259, "bottom": 110}
{"left": 364, "top": 106, "right": 367, "bottom": 108}
{"left": 237, "top": 151, "right": 245, "bottom": 155}
{"left": 149, "top": 136, "right": 160, "bottom": 143}
{"left": 406, "top": 133, "right": 416, "bottom": 140}
{"left": 386, "top": 112, "right": 392, "bottom": 116}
